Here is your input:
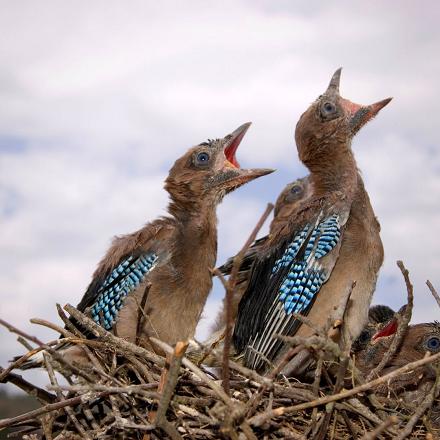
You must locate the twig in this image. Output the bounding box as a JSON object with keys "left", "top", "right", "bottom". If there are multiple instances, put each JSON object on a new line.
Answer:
{"left": 155, "top": 341, "right": 188, "bottom": 426}
{"left": 0, "top": 367, "right": 56, "bottom": 403}
{"left": 0, "top": 392, "right": 108, "bottom": 429}
{"left": 149, "top": 337, "right": 235, "bottom": 409}
{"left": 367, "top": 261, "right": 413, "bottom": 381}
{"left": 360, "top": 416, "right": 399, "bottom": 440}
{"left": 64, "top": 304, "right": 164, "bottom": 366}
{"left": 43, "top": 353, "right": 92, "bottom": 440}
{"left": 248, "top": 351, "right": 440, "bottom": 427}
{"left": 136, "top": 282, "right": 151, "bottom": 345}
{"left": 426, "top": 280, "right": 440, "bottom": 309}
{"left": 395, "top": 370, "right": 440, "bottom": 440}
{"left": 221, "top": 202, "right": 274, "bottom": 394}
{"left": 0, "top": 318, "right": 45, "bottom": 345}
{"left": 47, "top": 384, "right": 159, "bottom": 398}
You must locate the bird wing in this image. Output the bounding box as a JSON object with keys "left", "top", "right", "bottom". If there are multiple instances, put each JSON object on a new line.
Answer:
{"left": 233, "top": 209, "right": 349, "bottom": 371}
{"left": 218, "top": 236, "right": 268, "bottom": 276}
{"left": 77, "top": 252, "right": 159, "bottom": 330}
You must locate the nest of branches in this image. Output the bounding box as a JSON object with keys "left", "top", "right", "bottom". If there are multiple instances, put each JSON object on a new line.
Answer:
{"left": 1, "top": 205, "right": 440, "bottom": 439}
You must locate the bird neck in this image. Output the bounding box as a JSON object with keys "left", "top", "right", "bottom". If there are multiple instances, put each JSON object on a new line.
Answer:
{"left": 168, "top": 198, "right": 218, "bottom": 271}
{"left": 307, "top": 146, "right": 358, "bottom": 197}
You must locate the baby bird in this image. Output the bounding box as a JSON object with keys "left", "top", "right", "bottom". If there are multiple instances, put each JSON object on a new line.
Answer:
{"left": 18, "top": 123, "right": 273, "bottom": 368}
{"left": 234, "top": 69, "right": 391, "bottom": 372}
{"left": 212, "top": 177, "right": 312, "bottom": 335}
{"left": 353, "top": 306, "right": 440, "bottom": 392}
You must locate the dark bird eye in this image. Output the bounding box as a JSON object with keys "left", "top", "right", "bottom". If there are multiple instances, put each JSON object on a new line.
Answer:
{"left": 290, "top": 185, "right": 302, "bottom": 195}
{"left": 426, "top": 336, "right": 440, "bottom": 351}
{"left": 358, "top": 330, "right": 371, "bottom": 343}
{"left": 322, "top": 102, "right": 336, "bottom": 115}
{"left": 195, "top": 151, "right": 210, "bottom": 166}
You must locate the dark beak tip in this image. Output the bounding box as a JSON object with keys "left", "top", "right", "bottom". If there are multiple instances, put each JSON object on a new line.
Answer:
{"left": 250, "top": 168, "right": 276, "bottom": 177}
{"left": 326, "top": 67, "right": 343, "bottom": 94}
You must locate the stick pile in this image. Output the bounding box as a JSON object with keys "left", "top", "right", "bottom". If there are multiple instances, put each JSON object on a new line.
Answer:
{"left": 0, "top": 205, "right": 439, "bottom": 439}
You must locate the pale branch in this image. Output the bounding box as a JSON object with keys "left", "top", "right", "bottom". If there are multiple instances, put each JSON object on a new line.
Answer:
{"left": 248, "top": 351, "right": 440, "bottom": 427}
{"left": 366, "top": 260, "right": 413, "bottom": 382}
{"left": 426, "top": 279, "right": 440, "bottom": 309}
{"left": 359, "top": 416, "right": 399, "bottom": 440}
{"left": 221, "top": 202, "right": 274, "bottom": 394}
{"left": 155, "top": 340, "right": 188, "bottom": 427}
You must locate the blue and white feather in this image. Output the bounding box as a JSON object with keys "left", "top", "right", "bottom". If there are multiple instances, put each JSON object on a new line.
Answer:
{"left": 91, "top": 253, "right": 158, "bottom": 330}
{"left": 246, "top": 213, "right": 341, "bottom": 369}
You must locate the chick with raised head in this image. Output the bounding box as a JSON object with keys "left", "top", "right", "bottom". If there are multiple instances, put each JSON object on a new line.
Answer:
{"left": 18, "top": 123, "right": 273, "bottom": 368}
{"left": 234, "top": 69, "right": 391, "bottom": 372}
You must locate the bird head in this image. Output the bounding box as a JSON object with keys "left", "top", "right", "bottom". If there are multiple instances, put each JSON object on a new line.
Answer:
{"left": 353, "top": 306, "right": 440, "bottom": 391}
{"left": 165, "top": 122, "right": 274, "bottom": 212}
{"left": 273, "top": 176, "right": 312, "bottom": 218}
{"left": 295, "top": 68, "right": 392, "bottom": 167}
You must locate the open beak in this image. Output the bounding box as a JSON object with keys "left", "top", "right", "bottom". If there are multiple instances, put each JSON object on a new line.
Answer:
{"left": 344, "top": 97, "right": 392, "bottom": 134}
{"left": 325, "top": 68, "right": 392, "bottom": 135}
{"left": 217, "top": 122, "right": 275, "bottom": 192}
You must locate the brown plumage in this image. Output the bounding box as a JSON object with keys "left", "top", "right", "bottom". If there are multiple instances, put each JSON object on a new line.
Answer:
{"left": 17, "top": 123, "right": 273, "bottom": 368}
{"left": 211, "top": 176, "right": 312, "bottom": 336}
{"left": 354, "top": 307, "right": 440, "bottom": 393}
{"left": 233, "top": 69, "right": 391, "bottom": 372}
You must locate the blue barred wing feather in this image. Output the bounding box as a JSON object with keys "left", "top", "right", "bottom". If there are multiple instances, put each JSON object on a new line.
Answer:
{"left": 77, "top": 253, "right": 158, "bottom": 331}
{"left": 233, "top": 212, "right": 346, "bottom": 371}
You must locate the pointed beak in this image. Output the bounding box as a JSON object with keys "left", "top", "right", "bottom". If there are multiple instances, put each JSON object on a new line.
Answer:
{"left": 221, "top": 167, "right": 275, "bottom": 192}
{"left": 342, "top": 97, "right": 392, "bottom": 134}
{"left": 223, "top": 122, "right": 252, "bottom": 168}
{"left": 210, "top": 122, "right": 274, "bottom": 192}
{"left": 325, "top": 67, "right": 342, "bottom": 95}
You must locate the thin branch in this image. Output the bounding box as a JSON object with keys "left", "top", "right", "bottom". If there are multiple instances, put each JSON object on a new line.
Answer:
{"left": 155, "top": 341, "right": 188, "bottom": 427}
{"left": 149, "top": 337, "right": 235, "bottom": 409}
{"left": 366, "top": 260, "right": 413, "bottom": 381}
{"left": 360, "top": 416, "right": 399, "bottom": 440}
{"left": 0, "top": 367, "right": 56, "bottom": 403}
{"left": 221, "top": 202, "right": 274, "bottom": 394}
{"left": 0, "top": 392, "right": 109, "bottom": 429}
{"left": 248, "top": 351, "right": 440, "bottom": 427}
{"left": 395, "top": 370, "right": 440, "bottom": 440}
{"left": 64, "top": 304, "right": 164, "bottom": 366}
{"left": 426, "top": 280, "right": 440, "bottom": 309}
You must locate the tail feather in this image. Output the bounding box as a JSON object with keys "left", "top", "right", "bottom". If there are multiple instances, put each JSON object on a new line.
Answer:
{"left": 11, "top": 351, "right": 45, "bottom": 370}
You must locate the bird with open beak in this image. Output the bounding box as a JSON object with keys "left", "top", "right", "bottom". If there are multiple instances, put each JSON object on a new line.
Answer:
{"left": 233, "top": 69, "right": 391, "bottom": 373}
{"left": 353, "top": 305, "right": 440, "bottom": 393}
{"left": 16, "top": 123, "right": 273, "bottom": 368}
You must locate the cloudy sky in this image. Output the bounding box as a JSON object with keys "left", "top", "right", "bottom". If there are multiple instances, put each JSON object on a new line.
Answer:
{"left": 1, "top": 1, "right": 439, "bottom": 389}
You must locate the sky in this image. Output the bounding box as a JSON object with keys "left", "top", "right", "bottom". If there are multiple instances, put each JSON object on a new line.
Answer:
{"left": 1, "top": 0, "right": 440, "bottom": 390}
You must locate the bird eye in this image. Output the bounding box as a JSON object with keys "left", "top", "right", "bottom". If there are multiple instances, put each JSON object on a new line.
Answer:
{"left": 195, "top": 151, "right": 210, "bottom": 166}
{"left": 290, "top": 185, "right": 302, "bottom": 196}
{"left": 321, "top": 101, "right": 336, "bottom": 116}
{"left": 426, "top": 336, "right": 440, "bottom": 351}
{"left": 358, "top": 330, "right": 371, "bottom": 343}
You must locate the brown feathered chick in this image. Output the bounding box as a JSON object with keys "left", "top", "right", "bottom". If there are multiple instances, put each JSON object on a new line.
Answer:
{"left": 17, "top": 123, "right": 273, "bottom": 368}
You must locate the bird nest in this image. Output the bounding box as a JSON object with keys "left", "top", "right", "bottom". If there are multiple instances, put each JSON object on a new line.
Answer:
{"left": 1, "top": 274, "right": 440, "bottom": 440}
{"left": 0, "top": 203, "right": 439, "bottom": 440}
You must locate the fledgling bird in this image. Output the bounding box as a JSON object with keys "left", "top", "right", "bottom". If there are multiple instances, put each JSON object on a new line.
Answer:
{"left": 353, "top": 307, "right": 440, "bottom": 392}
{"left": 18, "top": 123, "right": 273, "bottom": 368}
{"left": 233, "top": 69, "right": 391, "bottom": 372}
{"left": 211, "top": 177, "right": 312, "bottom": 336}
{"left": 351, "top": 304, "right": 396, "bottom": 353}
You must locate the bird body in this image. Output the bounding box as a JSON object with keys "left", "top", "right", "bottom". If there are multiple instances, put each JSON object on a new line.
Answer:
{"left": 17, "top": 123, "right": 273, "bottom": 368}
{"left": 233, "top": 69, "right": 391, "bottom": 372}
{"left": 211, "top": 177, "right": 312, "bottom": 336}
{"left": 353, "top": 306, "right": 440, "bottom": 387}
